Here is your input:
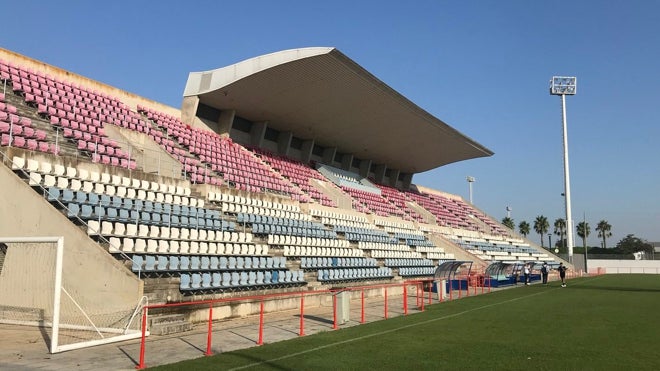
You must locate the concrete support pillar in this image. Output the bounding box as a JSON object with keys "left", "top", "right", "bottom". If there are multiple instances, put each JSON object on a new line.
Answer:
{"left": 301, "top": 139, "right": 315, "bottom": 164}
{"left": 341, "top": 153, "right": 353, "bottom": 171}
{"left": 278, "top": 131, "right": 293, "bottom": 157}
{"left": 400, "top": 173, "right": 413, "bottom": 190}
{"left": 180, "top": 96, "right": 199, "bottom": 127}
{"left": 359, "top": 159, "right": 372, "bottom": 178}
{"left": 250, "top": 121, "right": 267, "bottom": 147}
{"left": 373, "top": 164, "right": 387, "bottom": 184}
{"left": 322, "top": 147, "right": 337, "bottom": 166}
{"left": 217, "top": 109, "right": 235, "bottom": 136}
{"left": 388, "top": 168, "right": 400, "bottom": 187}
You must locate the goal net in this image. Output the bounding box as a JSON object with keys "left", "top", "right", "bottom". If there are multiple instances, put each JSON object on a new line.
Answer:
{"left": 0, "top": 237, "right": 145, "bottom": 353}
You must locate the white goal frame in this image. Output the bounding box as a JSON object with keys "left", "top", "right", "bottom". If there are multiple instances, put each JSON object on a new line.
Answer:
{"left": 0, "top": 236, "right": 145, "bottom": 353}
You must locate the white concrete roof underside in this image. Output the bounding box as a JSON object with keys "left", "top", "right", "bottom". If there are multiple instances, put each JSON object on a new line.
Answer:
{"left": 184, "top": 47, "right": 493, "bottom": 173}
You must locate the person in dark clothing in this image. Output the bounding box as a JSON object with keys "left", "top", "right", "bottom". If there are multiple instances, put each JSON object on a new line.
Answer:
{"left": 558, "top": 262, "right": 568, "bottom": 287}
{"left": 541, "top": 262, "right": 549, "bottom": 284}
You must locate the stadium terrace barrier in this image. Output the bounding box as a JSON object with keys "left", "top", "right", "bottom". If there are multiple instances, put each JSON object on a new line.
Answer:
{"left": 134, "top": 278, "right": 496, "bottom": 369}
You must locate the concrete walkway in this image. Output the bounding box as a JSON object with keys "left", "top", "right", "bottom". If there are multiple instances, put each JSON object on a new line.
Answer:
{"left": 0, "top": 293, "right": 435, "bottom": 370}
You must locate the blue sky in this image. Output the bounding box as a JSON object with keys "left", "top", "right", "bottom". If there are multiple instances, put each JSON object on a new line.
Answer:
{"left": 2, "top": 1, "right": 658, "bottom": 246}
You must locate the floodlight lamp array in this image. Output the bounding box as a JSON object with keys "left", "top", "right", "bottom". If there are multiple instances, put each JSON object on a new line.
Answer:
{"left": 549, "top": 76, "right": 577, "bottom": 95}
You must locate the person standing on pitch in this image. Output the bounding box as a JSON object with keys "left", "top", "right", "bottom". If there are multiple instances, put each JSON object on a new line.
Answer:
{"left": 523, "top": 264, "right": 530, "bottom": 285}
{"left": 541, "top": 262, "right": 549, "bottom": 284}
{"left": 558, "top": 262, "right": 568, "bottom": 287}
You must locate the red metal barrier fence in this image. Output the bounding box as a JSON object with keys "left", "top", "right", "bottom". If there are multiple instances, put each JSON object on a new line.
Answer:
{"left": 135, "top": 277, "right": 494, "bottom": 369}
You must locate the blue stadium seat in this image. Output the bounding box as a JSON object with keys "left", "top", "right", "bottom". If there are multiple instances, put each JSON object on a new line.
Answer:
{"left": 47, "top": 187, "right": 61, "bottom": 202}
{"left": 66, "top": 202, "right": 81, "bottom": 218}
{"left": 231, "top": 272, "right": 240, "bottom": 286}
{"left": 201, "top": 273, "right": 212, "bottom": 288}
{"left": 169, "top": 256, "right": 180, "bottom": 271}
{"left": 200, "top": 256, "right": 210, "bottom": 270}
{"left": 180, "top": 274, "right": 191, "bottom": 290}
{"left": 131, "top": 255, "right": 144, "bottom": 272}
{"left": 157, "top": 256, "right": 168, "bottom": 271}
{"left": 222, "top": 272, "right": 231, "bottom": 287}
{"left": 179, "top": 256, "right": 190, "bottom": 270}
{"left": 190, "top": 256, "right": 201, "bottom": 270}
{"left": 144, "top": 255, "right": 157, "bottom": 271}
{"left": 212, "top": 272, "right": 221, "bottom": 287}
{"left": 190, "top": 273, "right": 202, "bottom": 289}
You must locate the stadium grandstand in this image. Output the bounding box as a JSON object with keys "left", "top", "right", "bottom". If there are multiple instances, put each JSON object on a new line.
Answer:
{"left": 0, "top": 46, "right": 563, "bottom": 352}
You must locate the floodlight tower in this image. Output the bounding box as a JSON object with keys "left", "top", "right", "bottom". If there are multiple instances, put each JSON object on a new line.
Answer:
{"left": 466, "top": 176, "right": 475, "bottom": 204}
{"left": 550, "top": 76, "right": 576, "bottom": 263}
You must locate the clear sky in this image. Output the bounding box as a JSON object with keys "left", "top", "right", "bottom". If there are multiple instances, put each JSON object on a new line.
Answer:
{"left": 2, "top": 1, "right": 658, "bottom": 247}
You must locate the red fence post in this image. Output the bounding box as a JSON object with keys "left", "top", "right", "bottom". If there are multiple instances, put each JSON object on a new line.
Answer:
{"left": 449, "top": 280, "right": 453, "bottom": 301}
{"left": 420, "top": 284, "right": 425, "bottom": 312}
{"left": 403, "top": 284, "right": 408, "bottom": 315}
{"left": 135, "top": 307, "right": 148, "bottom": 370}
{"left": 333, "top": 291, "right": 338, "bottom": 329}
{"left": 299, "top": 293, "right": 305, "bottom": 336}
{"left": 427, "top": 281, "right": 432, "bottom": 304}
{"left": 360, "top": 289, "right": 365, "bottom": 323}
{"left": 257, "top": 300, "right": 264, "bottom": 345}
{"left": 205, "top": 303, "right": 213, "bottom": 356}
{"left": 384, "top": 287, "right": 388, "bottom": 319}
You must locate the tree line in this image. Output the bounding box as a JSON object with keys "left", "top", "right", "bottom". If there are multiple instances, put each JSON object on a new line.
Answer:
{"left": 500, "top": 216, "right": 653, "bottom": 256}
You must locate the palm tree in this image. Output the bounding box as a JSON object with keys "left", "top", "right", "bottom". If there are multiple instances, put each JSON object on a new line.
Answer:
{"left": 576, "top": 221, "right": 590, "bottom": 249}
{"left": 501, "top": 217, "right": 515, "bottom": 230}
{"left": 518, "top": 221, "right": 530, "bottom": 237}
{"left": 534, "top": 215, "right": 549, "bottom": 249}
{"left": 596, "top": 220, "right": 612, "bottom": 249}
{"left": 553, "top": 218, "right": 566, "bottom": 249}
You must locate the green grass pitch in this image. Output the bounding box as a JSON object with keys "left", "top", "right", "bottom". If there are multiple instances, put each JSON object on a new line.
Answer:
{"left": 150, "top": 274, "right": 660, "bottom": 370}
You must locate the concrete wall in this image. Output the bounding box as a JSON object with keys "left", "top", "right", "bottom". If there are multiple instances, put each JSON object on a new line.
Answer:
{"left": 0, "top": 161, "right": 142, "bottom": 321}
{"left": 587, "top": 260, "right": 660, "bottom": 274}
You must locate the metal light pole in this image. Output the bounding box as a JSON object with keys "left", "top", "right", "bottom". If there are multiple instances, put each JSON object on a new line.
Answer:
{"left": 550, "top": 76, "right": 576, "bottom": 263}
{"left": 548, "top": 233, "right": 553, "bottom": 250}
{"left": 466, "top": 176, "right": 475, "bottom": 204}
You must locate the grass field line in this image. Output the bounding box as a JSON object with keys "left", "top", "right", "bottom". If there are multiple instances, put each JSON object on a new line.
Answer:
{"left": 227, "top": 276, "right": 605, "bottom": 370}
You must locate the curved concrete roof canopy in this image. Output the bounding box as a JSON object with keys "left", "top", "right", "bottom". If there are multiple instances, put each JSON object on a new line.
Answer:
{"left": 183, "top": 47, "right": 493, "bottom": 174}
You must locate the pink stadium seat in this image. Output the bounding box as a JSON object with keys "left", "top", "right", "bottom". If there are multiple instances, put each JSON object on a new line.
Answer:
{"left": 26, "top": 139, "right": 38, "bottom": 150}
{"left": 22, "top": 126, "right": 35, "bottom": 138}
{"left": 38, "top": 141, "right": 49, "bottom": 152}
{"left": 12, "top": 135, "right": 26, "bottom": 148}
{"left": 35, "top": 129, "right": 46, "bottom": 141}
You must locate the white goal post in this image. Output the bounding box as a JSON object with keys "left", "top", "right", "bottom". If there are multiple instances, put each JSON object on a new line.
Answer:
{"left": 0, "top": 236, "right": 146, "bottom": 353}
